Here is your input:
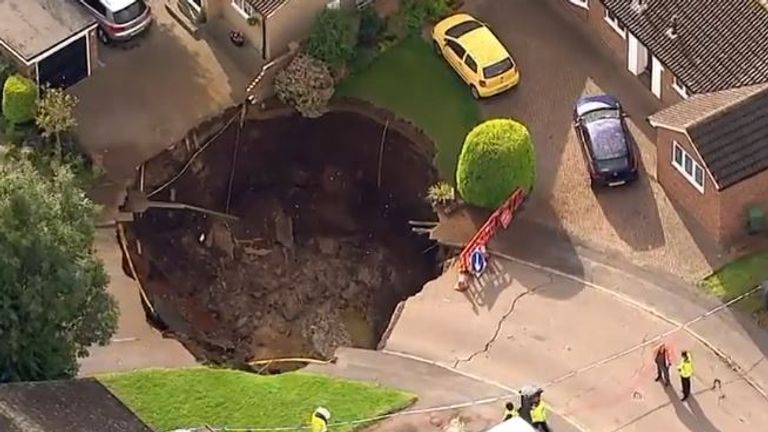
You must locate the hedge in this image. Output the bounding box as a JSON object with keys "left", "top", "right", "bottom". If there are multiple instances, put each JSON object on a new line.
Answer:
{"left": 456, "top": 119, "right": 535, "bottom": 208}
{"left": 306, "top": 8, "right": 357, "bottom": 67}
{"left": 2, "top": 74, "right": 37, "bottom": 124}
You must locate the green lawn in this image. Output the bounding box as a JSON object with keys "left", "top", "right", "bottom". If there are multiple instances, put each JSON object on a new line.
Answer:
{"left": 100, "top": 368, "right": 415, "bottom": 431}
{"left": 337, "top": 36, "right": 482, "bottom": 180}
{"left": 700, "top": 252, "right": 768, "bottom": 316}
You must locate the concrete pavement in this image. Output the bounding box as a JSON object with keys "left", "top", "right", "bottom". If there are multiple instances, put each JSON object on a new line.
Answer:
{"left": 78, "top": 229, "right": 196, "bottom": 376}
{"left": 384, "top": 228, "right": 768, "bottom": 431}
{"left": 307, "top": 347, "right": 579, "bottom": 432}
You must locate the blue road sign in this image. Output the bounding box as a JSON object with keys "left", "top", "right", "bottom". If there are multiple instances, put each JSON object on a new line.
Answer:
{"left": 470, "top": 247, "right": 487, "bottom": 276}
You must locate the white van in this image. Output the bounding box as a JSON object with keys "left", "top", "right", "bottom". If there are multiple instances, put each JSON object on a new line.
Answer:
{"left": 485, "top": 417, "right": 537, "bottom": 432}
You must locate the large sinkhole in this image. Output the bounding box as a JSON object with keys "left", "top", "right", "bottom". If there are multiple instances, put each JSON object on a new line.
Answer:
{"left": 123, "top": 105, "right": 442, "bottom": 367}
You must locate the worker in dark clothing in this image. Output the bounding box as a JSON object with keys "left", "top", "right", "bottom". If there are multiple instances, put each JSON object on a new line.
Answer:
{"left": 653, "top": 343, "right": 671, "bottom": 386}
{"left": 530, "top": 400, "right": 551, "bottom": 432}
{"left": 503, "top": 402, "right": 519, "bottom": 421}
{"left": 678, "top": 351, "right": 694, "bottom": 401}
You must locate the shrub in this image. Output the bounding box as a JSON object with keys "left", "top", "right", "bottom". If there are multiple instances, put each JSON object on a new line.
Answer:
{"left": 358, "top": 7, "right": 385, "bottom": 47}
{"left": 274, "top": 54, "right": 334, "bottom": 118}
{"left": 456, "top": 119, "right": 535, "bottom": 209}
{"left": 426, "top": 181, "right": 456, "bottom": 207}
{"left": 2, "top": 74, "right": 37, "bottom": 125}
{"left": 306, "top": 8, "right": 357, "bottom": 67}
{"left": 401, "top": 0, "right": 451, "bottom": 34}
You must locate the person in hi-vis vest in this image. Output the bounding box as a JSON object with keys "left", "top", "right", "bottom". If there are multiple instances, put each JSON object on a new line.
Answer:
{"left": 678, "top": 351, "right": 694, "bottom": 401}
{"left": 311, "top": 407, "right": 331, "bottom": 432}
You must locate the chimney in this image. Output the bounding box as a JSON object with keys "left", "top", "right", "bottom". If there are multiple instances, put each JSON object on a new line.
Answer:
{"left": 631, "top": 0, "right": 649, "bottom": 15}
{"left": 666, "top": 15, "right": 679, "bottom": 39}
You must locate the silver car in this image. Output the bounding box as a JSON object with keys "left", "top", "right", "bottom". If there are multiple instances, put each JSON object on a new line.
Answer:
{"left": 78, "top": 0, "right": 153, "bottom": 44}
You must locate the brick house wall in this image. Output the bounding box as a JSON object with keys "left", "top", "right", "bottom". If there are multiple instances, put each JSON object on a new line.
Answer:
{"left": 718, "top": 168, "right": 768, "bottom": 244}
{"left": 659, "top": 65, "right": 685, "bottom": 107}
{"left": 656, "top": 129, "right": 721, "bottom": 238}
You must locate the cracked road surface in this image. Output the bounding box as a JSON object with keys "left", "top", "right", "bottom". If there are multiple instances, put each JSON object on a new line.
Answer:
{"left": 383, "top": 257, "right": 768, "bottom": 431}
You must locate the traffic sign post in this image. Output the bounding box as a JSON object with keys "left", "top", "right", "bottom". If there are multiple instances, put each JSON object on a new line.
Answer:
{"left": 469, "top": 247, "right": 487, "bottom": 276}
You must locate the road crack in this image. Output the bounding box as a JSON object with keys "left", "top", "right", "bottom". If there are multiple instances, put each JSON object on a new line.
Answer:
{"left": 452, "top": 275, "right": 553, "bottom": 368}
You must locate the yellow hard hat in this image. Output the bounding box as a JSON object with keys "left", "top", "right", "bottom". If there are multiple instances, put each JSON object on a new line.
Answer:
{"left": 314, "top": 407, "right": 331, "bottom": 421}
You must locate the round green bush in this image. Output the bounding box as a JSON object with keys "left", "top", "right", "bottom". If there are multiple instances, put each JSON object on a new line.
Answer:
{"left": 456, "top": 119, "right": 535, "bottom": 209}
{"left": 2, "top": 74, "right": 37, "bottom": 124}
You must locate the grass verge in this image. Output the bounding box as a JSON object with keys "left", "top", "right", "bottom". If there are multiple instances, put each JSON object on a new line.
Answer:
{"left": 337, "top": 36, "right": 481, "bottom": 180}
{"left": 700, "top": 252, "right": 768, "bottom": 317}
{"left": 100, "top": 368, "right": 416, "bottom": 431}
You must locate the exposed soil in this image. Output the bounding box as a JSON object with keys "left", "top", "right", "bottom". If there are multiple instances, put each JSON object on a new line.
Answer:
{"left": 124, "top": 106, "right": 441, "bottom": 366}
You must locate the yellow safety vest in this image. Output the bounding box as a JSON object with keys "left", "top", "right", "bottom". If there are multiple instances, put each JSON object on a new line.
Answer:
{"left": 531, "top": 403, "right": 547, "bottom": 423}
{"left": 311, "top": 415, "right": 327, "bottom": 432}
{"left": 678, "top": 359, "right": 693, "bottom": 378}
{"left": 504, "top": 407, "right": 519, "bottom": 420}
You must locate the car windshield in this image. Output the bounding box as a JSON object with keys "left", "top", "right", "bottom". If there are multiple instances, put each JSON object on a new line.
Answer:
{"left": 582, "top": 110, "right": 628, "bottom": 160}
{"left": 483, "top": 58, "right": 514, "bottom": 79}
{"left": 113, "top": 1, "right": 147, "bottom": 24}
{"left": 445, "top": 20, "right": 483, "bottom": 38}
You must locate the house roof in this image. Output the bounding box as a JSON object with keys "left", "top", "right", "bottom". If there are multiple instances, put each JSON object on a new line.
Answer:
{"left": 601, "top": 0, "right": 768, "bottom": 94}
{"left": 0, "top": 379, "right": 154, "bottom": 432}
{"left": 0, "top": 0, "right": 96, "bottom": 62}
{"left": 649, "top": 84, "right": 768, "bottom": 190}
{"left": 246, "top": 0, "right": 290, "bottom": 17}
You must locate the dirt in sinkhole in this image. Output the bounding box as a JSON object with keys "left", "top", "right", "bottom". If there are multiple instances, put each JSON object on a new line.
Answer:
{"left": 125, "top": 108, "right": 443, "bottom": 367}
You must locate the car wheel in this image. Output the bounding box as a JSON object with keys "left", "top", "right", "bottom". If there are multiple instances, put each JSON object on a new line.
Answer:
{"left": 98, "top": 28, "right": 111, "bottom": 45}
{"left": 470, "top": 86, "right": 480, "bottom": 99}
{"left": 433, "top": 40, "right": 442, "bottom": 56}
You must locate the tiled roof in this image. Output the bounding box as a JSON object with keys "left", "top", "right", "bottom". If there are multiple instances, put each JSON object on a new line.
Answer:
{"left": 601, "top": 0, "right": 768, "bottom": 94}
{"left": 0, "top": 379, "right": 153, "bottom": 432}
{"left": 648, "top": 83, "right": 768, "bottom": 132}
{"left": 246, "top": 0, "right": 290, "bottom": 17}
{"left": 649, "top": 84, "right": 768, "bottom": 190}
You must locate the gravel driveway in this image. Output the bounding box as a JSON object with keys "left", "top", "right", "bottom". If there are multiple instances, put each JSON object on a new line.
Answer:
{"left": 462, "top": 0, "right": 725, "bottom": 279}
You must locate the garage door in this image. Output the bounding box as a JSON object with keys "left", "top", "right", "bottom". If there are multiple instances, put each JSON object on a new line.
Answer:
{"left": 37, "top": 36, "right": 89, "bottom": 89}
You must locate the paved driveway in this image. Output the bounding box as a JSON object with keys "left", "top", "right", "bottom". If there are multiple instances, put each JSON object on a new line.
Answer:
{"left": 72, "top": 0, "right": 258, "bottom": 217}
{"left": 461, "top": 0, "right": 723, "bottom": 279}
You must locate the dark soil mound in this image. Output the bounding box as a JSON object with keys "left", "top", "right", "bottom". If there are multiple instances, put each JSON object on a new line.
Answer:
{"left": 125, "top": 108, "right": 440, "bottom": 365}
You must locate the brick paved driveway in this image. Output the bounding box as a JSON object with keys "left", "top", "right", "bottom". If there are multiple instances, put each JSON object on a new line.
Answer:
{"left": 462, "top": 0, "right": 724, "bottom": 279}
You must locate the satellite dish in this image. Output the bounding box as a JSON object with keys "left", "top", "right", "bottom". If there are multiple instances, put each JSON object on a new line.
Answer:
{"left": 630, "top": 0, "right": 648, "bottom": 14}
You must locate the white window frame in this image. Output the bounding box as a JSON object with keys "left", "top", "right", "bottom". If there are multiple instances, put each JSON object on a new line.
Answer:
{"left": 568, "top": 0, "right": 589, "bottom": 9}
{"left": 672, "top": 141, "right": 705, "bottom": 193}
{"left": 185, "top": 0, "right": 202, "bottom": 13}
{"left": 232, "top": 0, "right": 257, "bottom": 18}
{"left": 672, "top": 75, "right": 689, "bottom": 99}
{"left": 604, "top": 9, "right": 626, "bottom": 38}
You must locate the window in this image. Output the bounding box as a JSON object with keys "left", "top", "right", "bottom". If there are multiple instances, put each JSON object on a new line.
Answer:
{"left": 483, "top": 58, "right": 514, "bottom": 79}
{"left": 445, "top": 40, "right": 466, "bottom": 59}
{"left": 604, "top": 9, "right": 626, "bottom": 38}
{"left": 672, "top": 141, "right": 705, "bottom": 192}
{"left": 232, "top": 0, "right": 257, "bottom": 18}
{"left": 113, "top": 1, "right": 148, "bottom": 24}
{"left": 84, "top": 0, "right": 107, "bottom": 15}
{"left": 445, "top": 20, "right": 483, "bottom": 38}
{"left": 464, "top": 55, "right": 478, "bottom": 73}
{"left": 672, "top": 75, "right": 689, "bottom": 99}
{"left": 568, "top": 0, "right": 589, "bottom": 9}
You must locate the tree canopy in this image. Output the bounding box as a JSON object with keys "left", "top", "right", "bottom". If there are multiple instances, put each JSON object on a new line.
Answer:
{"left": 0, "top": 155, "right": 117, "bottom": 381}
{"left": 456, "top": 119, "right": 535, "bottom": 208}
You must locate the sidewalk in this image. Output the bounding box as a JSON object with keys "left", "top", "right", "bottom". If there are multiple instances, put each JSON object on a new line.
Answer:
{"left": 78, "top": 229, "right": 196, "bottom": 376}
{"left": 307, "top": 347, "right": 579, "bottom": 432}
{"left": 385, "top": 218, "right": 768, "bottom": 431}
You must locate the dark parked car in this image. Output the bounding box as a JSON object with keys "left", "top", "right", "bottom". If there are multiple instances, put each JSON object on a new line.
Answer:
{"left": 79, "top": 0, "right": 153, "bottom": 44}
{"left": 573, "top": 94, "right": 639, "bottom": 188}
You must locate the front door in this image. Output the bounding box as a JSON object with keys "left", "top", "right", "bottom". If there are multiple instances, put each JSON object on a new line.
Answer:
{"left": 444, "top": 40, "right": 468, "bottom": 82}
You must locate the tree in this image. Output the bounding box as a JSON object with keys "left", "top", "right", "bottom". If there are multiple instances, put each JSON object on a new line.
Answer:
{"left": 36, "top": 87, "right": 78, "bottom": 152}
{"left": 274, "top": 53, "right": 334, "bottom": 118}
{"left": 306, "top": 8, "right": 357, "bottom": 67}
{"left": 456, "top": 119, "right": 535, "bottom": 208}
{"left": 0, "top": 155, "right": 118, "bottom": 382}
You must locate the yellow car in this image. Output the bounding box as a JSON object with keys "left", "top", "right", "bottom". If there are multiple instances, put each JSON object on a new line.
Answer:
{"left": 432, "top": 13, "right": 520, "bottom": 99}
